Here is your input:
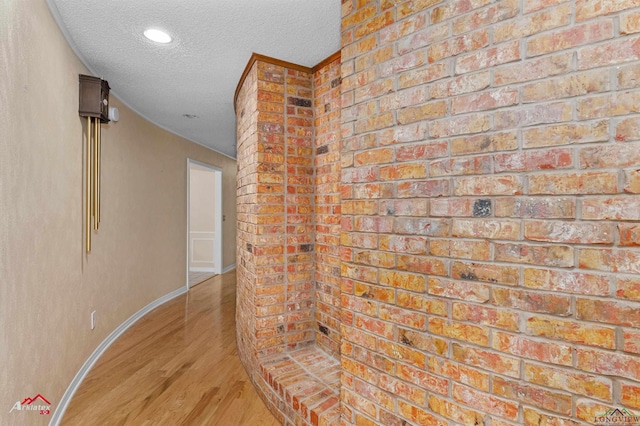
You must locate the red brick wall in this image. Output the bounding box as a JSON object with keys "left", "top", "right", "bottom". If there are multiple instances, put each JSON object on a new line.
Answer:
{"left": 236, "top": 56, "right": 340, "bottom": 425}
{"left": 314, "top": 55, "right": 343, "bottom": 359}
{"left": 236, "top": 59, "right": 315, "bottom": 367}
{"left": 283, "top": 64, "right": 316, "bottom": 351}
{"left": 340, "top": 1, "right": 640, "bottom": 424}
{"left": 236, "top": 61, "right": 260, "bottom": 372}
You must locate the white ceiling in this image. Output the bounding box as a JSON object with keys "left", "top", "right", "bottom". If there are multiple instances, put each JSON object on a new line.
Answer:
{"left": 46, "top": 0, "right": 341, "bottom": 158}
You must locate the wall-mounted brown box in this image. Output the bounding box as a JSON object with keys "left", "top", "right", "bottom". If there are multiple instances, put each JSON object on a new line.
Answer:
{"left": 79, "top": 74, "right": 110, "bottom": 123}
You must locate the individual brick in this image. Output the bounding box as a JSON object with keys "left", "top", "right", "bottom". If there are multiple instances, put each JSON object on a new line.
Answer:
{"left": 450, "top": 131, "right": 518, "bottom": 155}
{"left": 621, "top": 11, "right": 640, "bottom": 34}
{"left": 576, "top": 0, "right": 639, "bottom": 22}
{"left": 623, "top": 329, "right": 640, "bottom": 355}
{"left": 452, "top": 87, "right": 519, "bottom": 114}
{"left": 522, "top": 69, "right": 610, "bottom": 103}
{"left": 397, "top": 290, "right": 448, "bottom": 316}
{"left": 621, "top": 381, "right": 640, "bottom": 409}
{"left": 427, "top": 394, "right": 485, "bottom": 425}
{"left": 495, "top": 242, "right": 574, "bottom": 267}
{"left": 493, "top": 331, "right": 573, "bottom": 365}
{"left": 379, "top": 235, "right": 428, "bottom": 254}
{"left": 527, "top": 20, "right": 614, "bottom": 57}
{"left": 429, "top": 113, "right": 491, "bottom": 138}
{"left": 579, "top": 248, "right": 640, "bottom": 274}
{"left": 397, "top": 179, "right": 450, "bottom": 198}
{"left": 617, "top": 277, "right": 640, "bottom": 302}
{"left": 582, "top": 140, "right": 640, "bottom": 170}
{"left": 522, "top": 120, "right": 609, "bottom": 148}
{"left": 576, "top": 298, "right": 640, "bottom": 327}
{"left": 451, "top": 0, "right": 520, "bottom": 35}
{"left": 398, "top": 400, "right": 447, "bottom": 426}
{"left": 395, "top": 141, "right": 448, "bottom": 161}
{"left": 616, "top": 117, "right": 640, "bottom": 142}
{"left": 577, "top": 90, "right": 640, "bottom": 119}
{"left": 379, "top": 270, "right": 426, "bottom": 292}
{"left": 493, "top": 3, "right": 571, "bottom": 43}
{"left": 529, "top": 171, "right": 618, "bottom": 195}
{"left": 523, "top": 408, "right": 579, "bottom": 426}
{"left": 577, "top": 348, "right": 640, "bottom": 381}
{"left": 452, "top": 260, "right": 520, "bottom": 286}
{"left": 428, "top": 317, "right": 490, "bottom": 346}
{"left": 493, "top": 376, "right": 572, "bottom": 415}
{"left": 524, "top": 220, "right": 614, "bottom": 244}
{"left": 429, "top": 277, "right": 491, "bottom": 303}
{"left": 452, "top": 343, "right": 520, "bottom": 378}
{"left": 396, "top": 100, "right": 447, "bottom": 124}
{"left": 452, "top": 383, "right": 519, "bottom": 420}
{"left": 495, "top": 197, "right": 576, "bottom": 219}
{"left": 455, "top": 40, "right": 521, "bottom": 74}
{"left": 582, "top": 197, "right": 640, "bottom": 220}
{"left": 430, "top": 71, "right": 490, "bottom": 99}
{"left": 494, "top": 102, "right": 572, "bottom": 129}
{"left": 494, "top": 148, "right": 572, "bottom": 173}
{"left": 397, "top": 254, "right": 448, "bottom": 276}
{"left": 494, "top": 52, "right": 572, "bottom": 86}
{"left": 523, "top": 267, "right": 610, "bottom": 296}
{"left": 451, "top": 218, "right": 520, "bottom": 240}
{"left": 452, "top": 302, "right": 520, "bottom": 331}
{"left": 429, "top": 239, "right": 492, "bottom": 261}
{"left": 398, "top": 327, "right": 449, "bottom": 356}
{"left": 454, "top": 175, "right": 523, "bottom": 196}
{"left": 429, "top": 155, "right": 492, "bottom": 177}
{"left": 492, "top": 287, "right": 571, "bottom": 315}
{"left": 525, "top": 315, "right": 615, "bottom": 349}
{"left": 398, "top": 63, "right": 449, "bottom": 88}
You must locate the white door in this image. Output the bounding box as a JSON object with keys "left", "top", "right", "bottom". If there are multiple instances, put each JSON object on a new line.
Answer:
{"left": 187, "top": 160, "right": 223, "bottom": 287}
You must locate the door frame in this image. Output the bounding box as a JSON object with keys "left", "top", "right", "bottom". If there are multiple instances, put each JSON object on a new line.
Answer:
{"left": 186, "top": 159, "right": 223, "bottom": 288}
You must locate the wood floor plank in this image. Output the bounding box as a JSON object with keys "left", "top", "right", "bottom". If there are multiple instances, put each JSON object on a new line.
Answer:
{"left": 62, "top": 272, "right": 280, "bottom": 426}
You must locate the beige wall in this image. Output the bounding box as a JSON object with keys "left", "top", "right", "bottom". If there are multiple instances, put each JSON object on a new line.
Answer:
{"left": 0, "top": 1, "right": 236, "bottom": 424}
{"left": 189, "top": 165, "right": 216, "bottom": 270}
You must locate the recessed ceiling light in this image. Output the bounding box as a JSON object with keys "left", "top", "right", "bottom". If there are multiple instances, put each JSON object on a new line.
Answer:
{"left": 144, "top": 29, "right": 172, "bottom": 43}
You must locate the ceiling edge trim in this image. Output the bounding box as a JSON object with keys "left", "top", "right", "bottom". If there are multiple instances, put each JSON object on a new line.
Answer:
{"left": 312, "top": 50, "right": 341, "bottom": 74}
{"left": 45, "top": 0, "right": 237, "bottom": 161}
{"left": 234, "top": 51, "right": 342, "bottom": 111}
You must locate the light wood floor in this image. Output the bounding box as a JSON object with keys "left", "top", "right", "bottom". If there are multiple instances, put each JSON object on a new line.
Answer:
{"left": 62, "top": 271, "right": 280, "bottom": 426}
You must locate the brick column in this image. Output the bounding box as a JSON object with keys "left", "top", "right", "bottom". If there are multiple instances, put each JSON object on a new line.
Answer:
{"left": 313, "top": 54, "right": 343, "bottom": 359}
{"left": 236, "top": 57, "right": 315, "bottom": 367}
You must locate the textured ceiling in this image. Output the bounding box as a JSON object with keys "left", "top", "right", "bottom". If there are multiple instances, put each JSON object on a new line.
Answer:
{"left": 46, "top": 0, "right": 341, "bottom": 158}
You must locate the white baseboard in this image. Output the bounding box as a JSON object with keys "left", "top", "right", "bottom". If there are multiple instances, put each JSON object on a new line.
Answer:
{"left": 49, "top": 286, "right": 188, "bottom": 426}
{"left": 222, "top": 263, "right": 236, "bottom": 273}
{"left": 188, "top": 267, "right": 216, "bottom": 272}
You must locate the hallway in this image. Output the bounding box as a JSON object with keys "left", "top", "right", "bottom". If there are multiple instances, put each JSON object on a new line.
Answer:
{"left": 62, "top": 272, "right": 279, "bottom": 425}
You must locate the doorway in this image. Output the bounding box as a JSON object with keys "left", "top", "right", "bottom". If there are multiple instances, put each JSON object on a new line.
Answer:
{"left": 187, "top": 159, "right": 222, "bottom": 288}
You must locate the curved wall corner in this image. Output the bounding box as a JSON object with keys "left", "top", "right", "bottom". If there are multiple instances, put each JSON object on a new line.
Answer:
{"left": 234, "top": 53, "right": 342, "bottom": 425}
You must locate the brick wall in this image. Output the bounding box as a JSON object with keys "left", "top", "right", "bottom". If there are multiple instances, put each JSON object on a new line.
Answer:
{"left": 236, "top": 55, "right": 341, "bottom": 425}
{"left": 314, "top": 55, "right": 343, "bottom": 360}
{"left": 340, "top": 1, "right": 640, "bottom": 425}
{"left": 236, "top": 58, "right": 315, "bottom": 364}
{"left": 236, "top": 60, "right": 260, "bottom": 372}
